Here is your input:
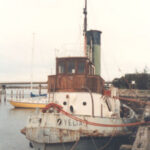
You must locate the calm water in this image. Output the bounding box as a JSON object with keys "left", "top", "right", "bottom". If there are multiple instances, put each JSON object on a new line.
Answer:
{"left": 0, "top": 99, "right": 34, "bottom": 150}
{"left": 0, "top": 89, "right": 132, "bottom": 150}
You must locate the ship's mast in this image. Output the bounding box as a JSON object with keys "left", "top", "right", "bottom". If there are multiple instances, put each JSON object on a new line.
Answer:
{"left": 83, "top": 0, "right": 87, "bottom": 56}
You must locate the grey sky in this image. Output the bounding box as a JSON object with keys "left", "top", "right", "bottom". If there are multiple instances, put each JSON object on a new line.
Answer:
{"left": 0, "top": 0, "right": 150, "bottom": 82}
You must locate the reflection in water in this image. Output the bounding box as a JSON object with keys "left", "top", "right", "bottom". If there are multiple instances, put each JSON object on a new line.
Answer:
{"left": 1, "top": 89, "right": 131, "bottom": 150}
{"left": 9, "top": 107, "right": 35, "bottom": 115}
{"left": 0, "top": 99, "right": 34, "bottom": 150}
{"left": 0, "top": 89, "right": 46, "bottom": 150}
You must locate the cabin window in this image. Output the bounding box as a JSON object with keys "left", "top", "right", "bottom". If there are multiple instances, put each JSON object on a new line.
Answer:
{"left": 58, "top": 61, "right": 65, "bottom": 74}
{"left": 78, "top": 62, "right": 85, "bottom": 74}
{"left": 68, "top": 61, "right": 75, "bottom": 74}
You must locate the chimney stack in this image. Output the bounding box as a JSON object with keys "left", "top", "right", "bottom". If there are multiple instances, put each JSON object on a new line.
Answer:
{"left": 86, "top": 30, "right": 102, "bottom": 75}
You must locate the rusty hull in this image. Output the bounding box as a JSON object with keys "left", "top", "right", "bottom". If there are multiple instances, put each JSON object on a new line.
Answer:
{"left": 25, "top": 126, "right": 131, "bottom": 144}
{"left": 24, "top": 112, "right": 133, "bottom": 144}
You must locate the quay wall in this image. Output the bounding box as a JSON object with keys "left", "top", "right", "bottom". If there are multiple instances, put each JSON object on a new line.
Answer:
{"left": 118, "top": 89, "right": 150, "bottom": 99}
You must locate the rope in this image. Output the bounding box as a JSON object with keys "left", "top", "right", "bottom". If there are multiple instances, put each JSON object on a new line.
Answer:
{"left": 97, "top": 128, "right": 116, "bottom": 150}
{"left": 91, "top": 136, "right": 98, "bottom": 150}
{"left": 42, "top": 103, "right": 150, "bottom": 128}
{"left": 113, "top": 96, "right": 150, "bottom": 105}
{"left": 70, "top": 138, "right": 80, "bottom": 150}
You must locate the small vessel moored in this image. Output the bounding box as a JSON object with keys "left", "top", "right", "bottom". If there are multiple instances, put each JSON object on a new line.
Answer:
{"left": 9, "top": 97, "right": 49, "bottom": 109}
{"left": 9, "top": 88, "right": 49, "bottom": 108}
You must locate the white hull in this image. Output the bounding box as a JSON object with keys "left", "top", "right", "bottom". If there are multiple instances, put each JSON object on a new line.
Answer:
{"left": 25, "top": 110, "right": 137, "bottom": 150}
{"left": 23, "top": 92, "right": 137, "bottom": 150}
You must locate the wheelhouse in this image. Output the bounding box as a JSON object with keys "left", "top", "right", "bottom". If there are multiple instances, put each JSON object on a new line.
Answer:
{"left": 57, "top": 57, "right": 95, "bottom": 75}
{"left": 48, "top": 57, "right": 104, "bottom": 93}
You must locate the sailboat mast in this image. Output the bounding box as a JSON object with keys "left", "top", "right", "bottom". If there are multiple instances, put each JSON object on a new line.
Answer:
{"left": 31, "top": 32, "right": 35, "bottom": 93}
{"left": 83, "top": 0, "right": 87, "bottom": 56}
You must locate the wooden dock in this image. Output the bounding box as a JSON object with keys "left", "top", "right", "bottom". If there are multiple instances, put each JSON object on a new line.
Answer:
{"left": 120, "top": 105, "right": 150, "bottom": 150}
{"left": 0, "top": 81, "right": 47, "bottom": 103}
{"left": 131, "top": 105, "right": 150, "bottom": 150}
{"left": 0, "top": 81, "right": 47, "bottom": 88}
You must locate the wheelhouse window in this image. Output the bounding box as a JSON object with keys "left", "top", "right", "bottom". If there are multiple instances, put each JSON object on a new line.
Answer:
{"left": 77, "top": 62, "right": 85, "bottom": 74}
{"left": 68, "top": 61, "right": 75, "bottom": 74}
{"left": 58, "top": 61, "right": 65, "bottom": 74}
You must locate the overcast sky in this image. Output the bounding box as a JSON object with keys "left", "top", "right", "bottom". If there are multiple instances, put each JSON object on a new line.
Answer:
{"left": 0, "top": 0, "right": 150, "bottom": 82}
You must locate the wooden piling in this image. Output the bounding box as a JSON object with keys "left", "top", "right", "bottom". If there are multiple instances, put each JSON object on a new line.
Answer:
{"left": 22, "top": 90, "right": 24, "bottom": 98}
{"left": 11, "top": 90, "right": 13, "bottom": 99}
{"left": 4, "top": 89, "right": 6, "bottom": 102}
{"left": 16, "top": 90, "right": 18, "bottom": 99}
{"left": 39, "top": 84, "right": 41, "bottom": 95}
{"left": 19, "top": 90, "right": 21, "bottom": 99}
{"left": 0, "top": 90, "right": 1, "bottom": 102}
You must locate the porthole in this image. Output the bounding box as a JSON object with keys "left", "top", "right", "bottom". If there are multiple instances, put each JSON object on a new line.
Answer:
{"left": 83, "top": 102, "right": 87, "bottom": 106}
{"left": 63, "top": 101, "right": 67, "bottom": 105}
{"left": 70, "top": 105, "right": 74, "bottom": 113}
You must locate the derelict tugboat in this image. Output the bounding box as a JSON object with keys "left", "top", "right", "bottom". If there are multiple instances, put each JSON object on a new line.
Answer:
{"left": 22, "top": 56, "right": 137, "bottom": 150}
{"left": 21, "top": 1, "right": 137, "bottom": 150}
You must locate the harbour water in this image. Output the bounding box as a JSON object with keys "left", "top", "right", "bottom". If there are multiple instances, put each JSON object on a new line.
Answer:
{"left": 0, "top": 99, "right": 34, "bottom": 150}
{"left": 0, "top": 89, "right": 45, "bottom": 150}
{"left": 0, "top": 89, "right": 133, "bottom": 150}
